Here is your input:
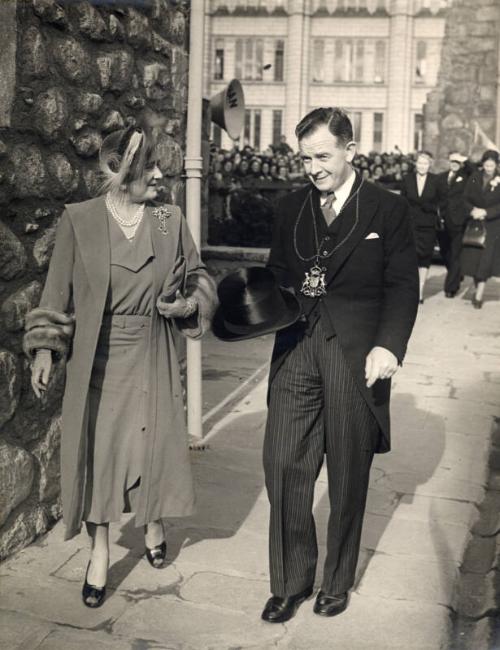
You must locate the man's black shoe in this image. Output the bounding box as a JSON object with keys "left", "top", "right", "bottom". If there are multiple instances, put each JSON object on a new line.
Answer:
{"left": 261, "top": 586, "right": 313, "bottom": 623}
{"left": 445, "top": 291, "right": 456, "bottom": 298}
{"left": 313, "top": 590, "right": 348, "bottom": 617}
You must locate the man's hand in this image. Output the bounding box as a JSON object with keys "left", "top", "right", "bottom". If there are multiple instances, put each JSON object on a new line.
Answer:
{"left": 365, "top": 346, "right": 398, "bottom": 388}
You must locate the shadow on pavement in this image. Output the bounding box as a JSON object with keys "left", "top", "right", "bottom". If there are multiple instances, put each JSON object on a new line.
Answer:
{"left": 312, "top": 392, "right": 446, "bottom": 591}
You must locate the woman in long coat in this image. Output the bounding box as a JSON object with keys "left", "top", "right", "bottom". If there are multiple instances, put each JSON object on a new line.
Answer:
{"left": 461, "top": 149, "right": 500, "bottom": 308}
{"left": 401, "top": 151, "right": 442, "bottom": 303}
{"left": 24, "top": 126, "right": 216, "bottom": 607}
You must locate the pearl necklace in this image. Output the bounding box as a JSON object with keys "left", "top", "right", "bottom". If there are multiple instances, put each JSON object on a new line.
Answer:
{"left": 105, "top": 193, "right": 145, "bottom": 228}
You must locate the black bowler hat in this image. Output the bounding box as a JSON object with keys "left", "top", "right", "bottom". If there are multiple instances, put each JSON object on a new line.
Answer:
{"left": 212, "top": 267, "right": 301, "bottom": 342}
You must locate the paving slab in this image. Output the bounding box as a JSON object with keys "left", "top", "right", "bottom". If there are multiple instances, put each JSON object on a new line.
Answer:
{"left": 357, "top": 553, "right": 459, "bottom": 606}
{"left": 112, "top": 596, "right": 285, "bottom": 650}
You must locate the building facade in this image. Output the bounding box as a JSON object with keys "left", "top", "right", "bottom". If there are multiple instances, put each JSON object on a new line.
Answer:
{"left": 203, "top": 0, "right": 451, "bottom": 153}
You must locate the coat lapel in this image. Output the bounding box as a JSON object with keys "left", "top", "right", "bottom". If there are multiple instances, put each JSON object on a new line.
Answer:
{"left": 70, "top": 196, "right": 110, "bottom": 302}
{"left": 148, "top": 204, "right": 181, "bottom": 298}
{"left": 325, "top": 179, "right": 379, "bottom": 286}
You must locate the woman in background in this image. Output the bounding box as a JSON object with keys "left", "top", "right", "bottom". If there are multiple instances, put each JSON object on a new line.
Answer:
{"left": 25, "top": 126, "right": 216, "bottom": 608}
{"left": 461, "top": 149, "right": 500, "bottom": 308}
{"left": 401, "top": 151, "right": 441, "bottom": 303}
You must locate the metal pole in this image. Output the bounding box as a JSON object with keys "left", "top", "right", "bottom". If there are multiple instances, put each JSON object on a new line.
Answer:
{"left": 184, "top": 2, "right": 205, "bottom": 439}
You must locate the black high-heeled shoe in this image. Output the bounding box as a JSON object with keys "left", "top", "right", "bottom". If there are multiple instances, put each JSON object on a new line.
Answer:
{"left": 82, "top": 561, "right": 107, "bottom": 608}
{"left": 145, "top": 540, "right": 167, "bottom": 568}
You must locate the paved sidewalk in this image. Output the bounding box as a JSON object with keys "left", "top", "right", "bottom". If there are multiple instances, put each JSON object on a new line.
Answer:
{"left": 1, "top": 267, "right": 500, "bottom": 650}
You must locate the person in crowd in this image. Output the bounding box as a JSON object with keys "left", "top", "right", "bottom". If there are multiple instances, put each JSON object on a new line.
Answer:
{"left": 274, "top": 134, "right": 294, "bottom": 155}
{"left": 260, "top": 160, "right": 273, "bottom": 181}
{"left": 24, "top": 125, "right": 216, "bottom": 608}
{"left": 401, "top": 150, "right": 442, "bottom": 303}
{"left": 261, "top": 107, "right": 418, "bottom": 623}
{"left": 277, "top": 164, "right": 289, "bottom": 181}
{"left": 461, "top": 149, "right": 500, "bottom": 308}
{"left": 436, "top": 152, "right": 470, "bottom": 298}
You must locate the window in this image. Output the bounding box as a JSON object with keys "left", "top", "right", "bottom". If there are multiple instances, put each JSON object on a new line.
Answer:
{"left": 373, "top": 113, "right": 383, "bottom": 151}
{"left": 415, "top": 40, "right": 427, "bottom": 84}
{"left": 272, "top": 109, "right": 283, "bottom": 146}
{"left": 274, "top": 40, "right": 285, "bottom": 82}
{"left": 312, "top": 39, "right": 325, "bottom": 82}
{"left": 349, "top": 111, "right": 362, "bottom": 142}
{"left": 333, "top": 39, "right": 364, "bottom": 82}
{"left": 244, "top": 109, "right": 262, "bottom": 149}
{"left": 212, "top": 124, "right": 222, "bottom": 148}
{"left": 253, "top": 110, "right": 261, "bottom": 149}
{"left": 214, "top": 39, "right": 224, "bottom": 80}
{"left": 374, "top": 40, "right": 386, "bottom": 83}
{"left": 235, "top": 38, "right": 264, "bottom": 81}
{"left": 333, "top": 40, "right": 344, "bottom": 82}
{"left": 414, "top": 113, "right": 423, "bottom": 150}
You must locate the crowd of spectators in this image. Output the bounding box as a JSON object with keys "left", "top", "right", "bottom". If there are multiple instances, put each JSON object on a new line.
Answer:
{"left": 209, "top": 137, "right": 419, "bottom": 192}
{"left": 208, "top": 138, "right": 420, "bottom": 246}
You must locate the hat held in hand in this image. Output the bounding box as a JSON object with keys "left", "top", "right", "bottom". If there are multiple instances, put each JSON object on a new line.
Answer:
{"left": 212, "top": 266, "right": 301, "bottom": 341}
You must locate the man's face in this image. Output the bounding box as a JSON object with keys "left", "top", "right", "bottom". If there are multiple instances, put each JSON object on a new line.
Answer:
{"left": 415, "top": 155, "right": 431, "bottom": 175}
{"left": 449, "top": 158, "right": 461, "bottom": 173}
{"left": 299, "top": 124, "right": 354, "bottom": 193}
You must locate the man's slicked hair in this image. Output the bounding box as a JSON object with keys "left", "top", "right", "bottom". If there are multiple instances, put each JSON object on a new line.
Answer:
{"left": 295, "top": 107, "right": 353, "bottom": 145}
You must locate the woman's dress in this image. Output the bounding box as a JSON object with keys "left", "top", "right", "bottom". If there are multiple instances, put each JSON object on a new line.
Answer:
{"left": 83, "top": 212, "right": 154, "bottom": 523}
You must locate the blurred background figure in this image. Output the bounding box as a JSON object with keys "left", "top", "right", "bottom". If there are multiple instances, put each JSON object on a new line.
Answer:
{"left": 436, "top": 152, "right": 471, "bottom": 298}
{"left": 401, "top": 151, "right": 441, "bottom": 304}
{"left": 461, "top": 149, "right": 500, "bottom": 309}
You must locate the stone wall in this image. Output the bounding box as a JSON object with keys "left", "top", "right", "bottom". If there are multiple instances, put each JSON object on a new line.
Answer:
{"left": 0, "top": 0, "right": 190, "bottom": 560}
{"left": 424, "top": 0, "right": 500, "bottom": 169}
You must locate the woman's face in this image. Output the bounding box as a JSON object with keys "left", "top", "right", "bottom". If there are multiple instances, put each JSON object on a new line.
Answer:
{"left": 374, "top": 155, "right": 382, "bottom": 166}
{"left": 239, "top": 160, "right": 249, "bottom": 173}
{"left": 362, "top": 168, "right": 371, "bottom": 180}
{"left": 278, "top": 165, "right": 288, "bottom": 179}
{"left": 128, "top": 158, "right": 163, "bottom": 203}
{"left": 233, "top": 152, "right": 242, "bottom": 165}
{"left": 251, "top": 160, "right": 261, "bottom": 173}
{"left": 262, "top": 162, "right": 270, "bottom": 174}
{"left": 223, "top": 160, "right": 233, "bottom": 173}
{"left": 483, "top": 159, "right": 497, "bottom": 176}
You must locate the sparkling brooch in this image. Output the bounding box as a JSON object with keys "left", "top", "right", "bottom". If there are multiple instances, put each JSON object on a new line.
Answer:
{"left": 153, "top": 205, "right": 171, "bottom": 235}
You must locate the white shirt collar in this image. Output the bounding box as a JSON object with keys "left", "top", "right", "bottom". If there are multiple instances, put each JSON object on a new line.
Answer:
{"left": 320, "top": 168, "right": 356, "bottom": 213}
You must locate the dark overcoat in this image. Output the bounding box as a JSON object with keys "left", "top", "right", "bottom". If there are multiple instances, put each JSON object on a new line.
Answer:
{"left": 437, "top": 169, "right": 469, "bottom": 230}
{"left": 401, "top": 172, "right": 441, "bottom": 229}
{"left": 267, "top": 179, "right": 419, "bottom": 453}
{"left": 38, "top": 196, "right": 215, "bottom": 540}
{"left": 461, "top": 170, "right": 500, "bottom": 280}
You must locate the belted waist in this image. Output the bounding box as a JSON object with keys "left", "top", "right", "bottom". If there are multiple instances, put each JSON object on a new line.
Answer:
{"left": 101, "top": 314, "right": 150, "bottom": 329}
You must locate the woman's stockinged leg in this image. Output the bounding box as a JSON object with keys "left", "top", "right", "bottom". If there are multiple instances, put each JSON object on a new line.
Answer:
{"left": 86, "top": 521, "right": 109, "bottom": 588}
{"left": 144, "top": 519, "right": 167, "bottom": 569}
{"left": 475, "top": 280, "right": 485, "bottom": 301}
{"left": 418, "top": 266, "right": 429, "bottom": 302}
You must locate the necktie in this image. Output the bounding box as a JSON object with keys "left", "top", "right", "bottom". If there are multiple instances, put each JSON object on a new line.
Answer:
{"left": 321, "top": 191, "right": 336, "bottom": 226}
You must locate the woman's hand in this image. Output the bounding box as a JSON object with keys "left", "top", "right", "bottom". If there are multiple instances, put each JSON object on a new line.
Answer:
{"left": 156, "top": 292, "right": 197, "bottom": 319}
{"left": 471, "top": 207, "right": 487, "bottom": 220}
{"left": 31, "top": 349, "right": 52, "bottom": 398}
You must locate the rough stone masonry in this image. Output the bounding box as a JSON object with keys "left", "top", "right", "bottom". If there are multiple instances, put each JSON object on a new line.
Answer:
{"left": 0, "top": 0, "right": 190, "bottom": 560}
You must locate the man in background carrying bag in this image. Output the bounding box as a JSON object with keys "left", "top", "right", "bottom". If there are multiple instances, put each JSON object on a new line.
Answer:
{"left": 437, "top": 152, "right": 471, "bottom": 297}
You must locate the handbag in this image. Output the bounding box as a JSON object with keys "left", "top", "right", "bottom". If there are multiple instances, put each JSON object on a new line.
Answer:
{"left": 462, "top": 220, "right": 486, "bottom": 249}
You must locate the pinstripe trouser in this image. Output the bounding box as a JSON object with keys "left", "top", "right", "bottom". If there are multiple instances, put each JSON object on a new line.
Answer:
{"left": 263, "top": 318, "right": 378, "bottom": 597}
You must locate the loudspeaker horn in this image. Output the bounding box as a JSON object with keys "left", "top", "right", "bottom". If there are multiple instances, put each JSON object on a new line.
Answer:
{"left": 210, "top": 79, "right": 245, "bottom": 140}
